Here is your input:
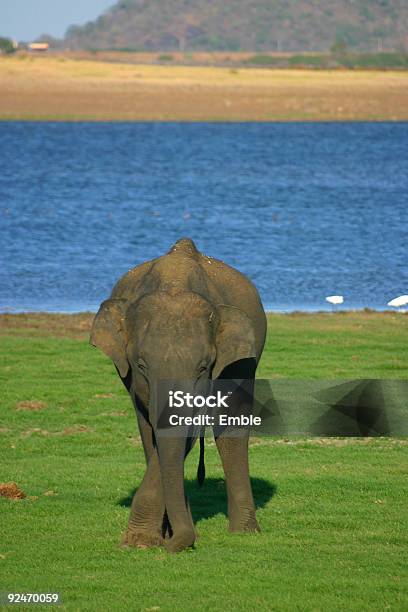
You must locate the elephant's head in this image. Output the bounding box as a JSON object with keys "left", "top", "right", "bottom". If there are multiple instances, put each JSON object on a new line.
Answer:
{"left": 90, "top": 290, "right": 257, "bottom": 396}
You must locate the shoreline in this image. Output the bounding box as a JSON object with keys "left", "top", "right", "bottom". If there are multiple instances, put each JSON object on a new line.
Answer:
{"left": 1, "top": 117, "right": 407, "bottom": 123}
{"left": 0, "top": 308, "right": 405, "bottom": 314}
{"left": 1, "top": 308, "right": 405, "bottom": 318}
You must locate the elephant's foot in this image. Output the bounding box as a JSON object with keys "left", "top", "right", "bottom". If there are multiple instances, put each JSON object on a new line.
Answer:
{"left": 121, "top": 528, "right": 164, "bottom": 549}
{"left": 164, "top": 528, "right": 196, "bottom": 553}
{"left": 229, "top": 516, "right": 261, "bottom": 534}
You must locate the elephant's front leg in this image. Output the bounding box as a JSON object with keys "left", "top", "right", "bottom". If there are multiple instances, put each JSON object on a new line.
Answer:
{"left": 122, "top": 410, "right": 165, "bottom": 549}
{"left": 122, "top": 451, "right": 166, "bottom": 548}
{"left": 215, "top": 433, "right": 260, "bottom": 533}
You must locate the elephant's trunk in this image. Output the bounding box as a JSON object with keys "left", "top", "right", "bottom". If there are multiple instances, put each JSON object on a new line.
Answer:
{"left": 150, "top": 379, "right": 197, "bottom": 552}
{"left": 155, "top": 435, "right": 196, "bottom": 552}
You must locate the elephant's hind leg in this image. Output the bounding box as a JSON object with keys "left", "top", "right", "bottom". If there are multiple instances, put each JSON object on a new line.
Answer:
{"left": 215, "top": 433, "right": 260, "bottom": 534}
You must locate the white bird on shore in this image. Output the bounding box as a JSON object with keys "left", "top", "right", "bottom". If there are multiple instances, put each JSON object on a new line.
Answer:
{"left": 387, "top": 295, "right": 408, "bottom": 312}
{"left": 326, "top": 295, "right": 344, "bottom": 306}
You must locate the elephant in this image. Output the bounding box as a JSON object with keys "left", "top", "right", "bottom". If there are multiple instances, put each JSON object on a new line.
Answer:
{"left": 90, "top": 238, "right": 266, "bottom": 552}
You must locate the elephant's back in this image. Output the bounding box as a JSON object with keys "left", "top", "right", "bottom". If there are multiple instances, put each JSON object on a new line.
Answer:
{"left": 110, "top": 259, "right": 157, "bottom": 301}
{"left": 198, "top": 254, "right": 267, "bottom": 360}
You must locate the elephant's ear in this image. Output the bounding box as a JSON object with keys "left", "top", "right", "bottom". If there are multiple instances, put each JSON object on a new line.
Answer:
{"left": 90, "top": 298, "right": 129, "bottom": 377}
{"left": 212, "top": 305, "right": 257, "bottom": 379}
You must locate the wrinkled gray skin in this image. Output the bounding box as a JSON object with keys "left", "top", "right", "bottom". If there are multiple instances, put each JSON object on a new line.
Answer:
{"left": 90, "top": 238, "right": 266, "bottom": 552}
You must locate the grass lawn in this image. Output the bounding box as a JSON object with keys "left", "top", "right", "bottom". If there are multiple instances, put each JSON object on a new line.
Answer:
{"left": 0, "top": 312, "right": 407, "bottom": 610}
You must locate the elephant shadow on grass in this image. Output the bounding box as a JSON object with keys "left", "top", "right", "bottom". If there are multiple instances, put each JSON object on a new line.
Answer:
{"left": 118, "top": 477, "right": 276, "bottom": 523}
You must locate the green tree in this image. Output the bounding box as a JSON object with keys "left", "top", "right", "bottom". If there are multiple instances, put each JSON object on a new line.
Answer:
{"left": 0, "top": 37, "right": 16, "bottom": 54}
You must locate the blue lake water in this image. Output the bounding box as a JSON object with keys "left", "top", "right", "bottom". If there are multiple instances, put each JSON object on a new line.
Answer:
{"left": 0, "top": 122, "right": 407, "bottom": 312}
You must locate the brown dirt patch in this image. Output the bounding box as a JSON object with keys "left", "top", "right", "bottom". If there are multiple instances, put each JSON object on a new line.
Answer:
{"left": 16, "top": 400, "right": 47, "bottom": 411}
{"left": 20, "top": 428, "right": 52, "bottom": 438}
{"left": 0, "top": 312, "right": 94, "bottom": 340}
{"left": 0, "top": 482, "right": 26, "bottom": 500}
{"left": 61, "top": 425, "right": 93, "bottom": 435}
{"left": 20, "top": 425, "right": 93, "bottom": 437}
{"left": 94, "top": 393, "right": 115, "bottom": 399}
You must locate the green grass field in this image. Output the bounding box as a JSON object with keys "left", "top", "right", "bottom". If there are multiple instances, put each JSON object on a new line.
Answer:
{"left": 1, "top": 312, "right": 407, "bottom": 610}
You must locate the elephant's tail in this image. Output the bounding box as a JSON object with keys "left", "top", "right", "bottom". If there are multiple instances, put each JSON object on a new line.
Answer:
{"left": 197, "top": 434, "right": 205, "bottom": 487}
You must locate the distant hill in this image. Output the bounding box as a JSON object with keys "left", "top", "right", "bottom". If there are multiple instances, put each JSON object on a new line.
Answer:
{"left": 64, "top": 0, "right": 408, "bottom": 53}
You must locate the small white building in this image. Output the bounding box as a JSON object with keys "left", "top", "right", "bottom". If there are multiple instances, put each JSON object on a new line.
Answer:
{"left": 29, "top": 42, "right": 49, "bottom": 52}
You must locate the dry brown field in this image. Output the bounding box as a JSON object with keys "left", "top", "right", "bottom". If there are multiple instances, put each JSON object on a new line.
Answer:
{"left": 1, "top": 54, "right": 407, "bottom": 121}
